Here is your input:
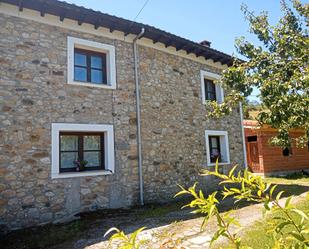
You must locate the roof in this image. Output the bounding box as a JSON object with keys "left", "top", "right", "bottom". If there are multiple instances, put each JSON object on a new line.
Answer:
{"left": 2, "top": 0, "right": 235, "bottom": 66}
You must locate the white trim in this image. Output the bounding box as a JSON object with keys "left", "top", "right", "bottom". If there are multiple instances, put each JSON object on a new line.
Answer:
{"left": 0, "top": 2, "right": 228, "bottom": 69}
{"left": 67, "top": 37, "right": 116, "bottom": 89}
{"left": 51, "top": 123, "right": 115, "bottom": 179}
{"left": 205, "top": 130, "right": 230, "bottom": 166}
{"left": 200, "top": 70, "right": 224, "bottom": 104}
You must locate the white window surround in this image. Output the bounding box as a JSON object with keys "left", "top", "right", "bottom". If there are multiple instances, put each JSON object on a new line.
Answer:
{"left": 67, "top": 36, "right": 116, "bottom": 89}
{"left": 205, "top": 130, "right": 230, "bottom": 166}
{"left": 51, "top": 123, "right": 115, "bottom": 179}
{"left": 200, "top": 70, "right": 224, "bottom": 104}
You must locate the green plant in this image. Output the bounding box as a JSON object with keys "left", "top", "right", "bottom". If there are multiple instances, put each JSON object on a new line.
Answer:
{"left": 104, "top": 227, "right": 147, "bottom": 249}
{"left": 176, "top": 163, "right": 309, "bottom": 248}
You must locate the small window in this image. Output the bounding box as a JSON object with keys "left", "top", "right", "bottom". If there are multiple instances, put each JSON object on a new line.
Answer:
{"left": 74, "top": 49, "right": 107, "bottom": 84}
{"left": 282, "top": 147, "right": 292, "bottom": 156}
{"left": 204, "top": 79, "right": 216, "bottom": 101}
{"left": 247, "top": 136, "right": 257, "bottom": 142}
{"left": 60, "top": 132, "right": 105, "bottom": 172}
{"left": 51, "top": 123, "right": 115, "bottom": 179}
{"left": 209, "top": 136, "right": 221, "bottom": 163}
{"left": 200, "top": 70, "right": 224, "bottom": 104}
{"left": 205, "top": 130, "right": 230, "bottom": 166}
{"left": 67, "top": 37, "right": 116, "bottom": 89}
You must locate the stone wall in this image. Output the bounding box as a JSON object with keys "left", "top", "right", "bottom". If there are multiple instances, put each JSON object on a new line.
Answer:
{"left": 0, "top": 12, "right": 244, "bottom": 232}
{"left": 138, "top": 46, "right": 244, "bottom": 202}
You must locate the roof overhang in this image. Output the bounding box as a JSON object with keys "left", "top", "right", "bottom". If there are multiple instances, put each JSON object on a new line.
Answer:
{"left": 1, "top": 0, "right": 236, "bottom": 66}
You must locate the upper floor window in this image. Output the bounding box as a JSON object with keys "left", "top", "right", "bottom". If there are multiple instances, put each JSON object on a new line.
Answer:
{"left": 68, "top": 37, "right": 116, "bottom": 89}
{"left": 74, "top": 49, "right": 107, "bottom": 84}
{"left": 204, "top": 79, "right": 217, "bottom": 101}
{"left": 200, "top": 70, "right": 224, "bottom": 104}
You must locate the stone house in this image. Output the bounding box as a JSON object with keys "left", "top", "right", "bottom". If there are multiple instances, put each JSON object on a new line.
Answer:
{"left": 0, "top": 0, "right": 246, "bottom": 232}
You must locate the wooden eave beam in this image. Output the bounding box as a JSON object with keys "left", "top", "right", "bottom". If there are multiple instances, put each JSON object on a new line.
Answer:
{"left": 165, "top": 39, "right": 173, "bottom": 48}
{"left": 59, "top": 11, "right": 66, "bottom": 22}
{"left": 152, "top": 35, "right": 162, "bottom": 44}
{"left": 94, "top": 19, "right": 101, "bottom": 29}
{"left": 77, "top": 13, "right": 86, "bottom": 26}
{"left": 18, "top": 0, "right": 23, "bottom": 11}
{"left": 40, "top": 3, "right": 46, "bottom": 17}
{"left": 176, "top": 43, "right": 186, "bottom": 51}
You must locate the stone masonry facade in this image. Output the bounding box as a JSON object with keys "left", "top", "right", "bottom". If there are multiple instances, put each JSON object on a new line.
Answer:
{"left": 0, "top": 12, "right": 244, "bottom": 232}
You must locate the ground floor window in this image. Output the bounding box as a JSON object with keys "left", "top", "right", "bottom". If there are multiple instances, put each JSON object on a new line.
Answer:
{"left": 209, "top": 136, "right": 221, "bottom": 163}
{"left": 60, "top": 132, "right": 105, "bottom": 172}
{"left": 51, "top": 123, "right": 114, "bottom": 178}
{"left": 205, "top": 130, "right": 230, "bottom": 166}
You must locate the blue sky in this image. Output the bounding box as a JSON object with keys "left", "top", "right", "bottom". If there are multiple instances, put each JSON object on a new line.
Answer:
{"left": 65, "top": 0, "right": 288, "bottom": 101}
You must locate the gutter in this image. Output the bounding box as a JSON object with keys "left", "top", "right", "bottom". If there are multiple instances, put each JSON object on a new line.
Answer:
{"left": 133, "top": 28, "right": 145, "bottom": 206}
{"left": 239, "top": 102, "right": 248, "bottom": 169}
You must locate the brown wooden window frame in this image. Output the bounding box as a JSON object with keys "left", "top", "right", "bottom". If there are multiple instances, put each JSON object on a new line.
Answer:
{"left": 59, "top": 132, "right": 105, "bottom": 173}
{"left": 74, "top": 48, "right": 107, "bottom": 85}
{"left": 209, "top": 135, "right": 222, "bottom": 163}
{"left": 204, "top": 78, "right": 217, "bottom": 101}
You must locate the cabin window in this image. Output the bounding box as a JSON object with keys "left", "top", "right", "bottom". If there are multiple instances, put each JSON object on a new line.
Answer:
{"left": 247, "top": 136, "right": 257, "bottom": 142}
{"left": 282, "top": 147, "right": 292, "bottom": 156}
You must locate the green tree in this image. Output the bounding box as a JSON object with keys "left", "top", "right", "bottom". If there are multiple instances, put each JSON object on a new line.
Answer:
{"left": 208, "top": 0, "right": 309, "bottom": 147}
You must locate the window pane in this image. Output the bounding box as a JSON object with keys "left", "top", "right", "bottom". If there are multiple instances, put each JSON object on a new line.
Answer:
{"left": 207, "top": 93, "right": 216, "bottom": 101}
{"left": 91, "top": 56, "right": 102, "bottom": 69}
{"left": 74, "top": 52, "right": 86, "bottom": 66}
{"left": 60, "top": 135, "right": 78, "bottom": 151}
{"left": 211, "top": 137, "right": 218, "bottom": 148}
{"left": 84, "top": 151, "right": 100, "bottom": 167}
{"left": 74, "top": 67, "right": 87, "bottom": 82}
{"left": 206, "top": 80, "right": 216, "bottom": 92}
{"left": 84, "top": 136, "right": 100, "bottom": 150}
{"left": 60, "top": 152, "right": 78, "bottom": 168}
{"left": 91, "top": 69, "right": 103, "bottom": 84}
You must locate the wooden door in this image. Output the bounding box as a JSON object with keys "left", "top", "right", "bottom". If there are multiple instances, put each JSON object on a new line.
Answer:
{"left": 247, "top": 142, "right": 260, "bottom": 172}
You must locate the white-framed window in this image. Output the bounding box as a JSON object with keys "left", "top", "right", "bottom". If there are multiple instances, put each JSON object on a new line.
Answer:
{"left": 205, "top": 130, "right": 230, "bottom": 166}
{"left": 67, "top": 36, "right": 116, "bottom": 89}
{"left": 200, "top": 70, "right": 224, "bottom": 104}
{"left": 51, "top": 123, "right": 115, "bottom": 179}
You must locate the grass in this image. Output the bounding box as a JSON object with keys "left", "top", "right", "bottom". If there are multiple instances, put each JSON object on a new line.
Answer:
{"left": 137, "top": 201, "right": 184, "bottom": 219}
{"left": 239, "top": 196, "right": 309, "bottom": 249}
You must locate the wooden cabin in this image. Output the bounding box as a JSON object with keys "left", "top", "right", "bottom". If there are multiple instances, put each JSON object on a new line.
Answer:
{"left": 243, "top": 120, "right": 309, "bottom": 176}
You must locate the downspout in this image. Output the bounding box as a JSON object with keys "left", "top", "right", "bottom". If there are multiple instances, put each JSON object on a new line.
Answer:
{"left": 133, "top": 28, "right": 145, "bottom": 205}
{"left": 239, "top": 102, "right": 248, "bottom": 168}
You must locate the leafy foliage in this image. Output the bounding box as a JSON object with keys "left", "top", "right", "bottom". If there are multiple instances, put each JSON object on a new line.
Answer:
{"left": 208, "top": 0, "right": 309, "bottom": 147}
{"left": 176, "top": 162, "right": 309, "bottom": 248}
{"left": 106, "top": 163, "right": 308, "bottom": 248}
{"left": 104, "top": 227, "right": 147, "bottom": 249}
